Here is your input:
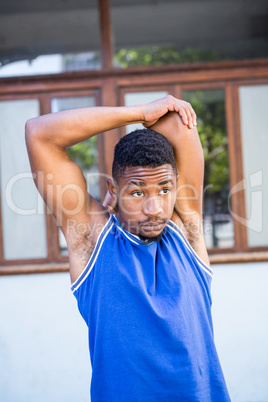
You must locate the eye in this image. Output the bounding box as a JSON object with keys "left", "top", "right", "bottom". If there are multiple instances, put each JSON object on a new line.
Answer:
{"left": 132, "top": 191, "right": 144, "bottom": 198}
{"left": 159, "top": 188, "right": 170, "bottom": 195}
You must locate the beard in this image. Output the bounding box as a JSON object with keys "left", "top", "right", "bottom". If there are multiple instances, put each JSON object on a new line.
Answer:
{"left": 138, "top": 228, "right": 166, "bottom": 243}
{"left": 137, "top": 218, "right": 168, "bottom": 242}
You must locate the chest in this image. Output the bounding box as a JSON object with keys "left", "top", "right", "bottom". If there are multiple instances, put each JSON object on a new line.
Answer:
{"left": 89, "top": 234, "right": 210, "bottom": 322}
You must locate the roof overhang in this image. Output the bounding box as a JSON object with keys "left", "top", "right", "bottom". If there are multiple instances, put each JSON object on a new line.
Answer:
{"left": 0, "top": 0, "right": 267, "bottom": 65}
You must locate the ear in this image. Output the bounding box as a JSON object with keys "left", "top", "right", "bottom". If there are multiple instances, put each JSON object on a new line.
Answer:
{"left": 107, "top": 178, "right": 117, "bottom": 199}
{"left": 103, "top": 179, "right": 118, "bottom": 214}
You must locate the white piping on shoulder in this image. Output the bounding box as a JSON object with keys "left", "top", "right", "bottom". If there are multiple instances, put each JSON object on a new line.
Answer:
{"left": 167, "top": 222, "right": 213, "bottom": 278}
{"left": 71, "top": 217, "right": 113, "bottom": 292}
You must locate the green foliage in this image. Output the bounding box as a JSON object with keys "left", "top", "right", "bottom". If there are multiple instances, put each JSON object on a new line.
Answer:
{"left": 67, "top": 136, "right": 98, "bottom": 170}
{"left": 115, "top": 46, "right": 224, "bottom": 67}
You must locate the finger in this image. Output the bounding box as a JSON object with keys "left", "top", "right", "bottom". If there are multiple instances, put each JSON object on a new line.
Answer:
{"left": 185, "top": 107, "right": 194, "bottom": 129}
{"left": 178, "top": 108, "right": 188, "bottom": 126}
{"left": 189, "top": 105, "right": 197, "bottom": 126}
{"left": 178, "top": 101, "right": 196, "bottom": 128}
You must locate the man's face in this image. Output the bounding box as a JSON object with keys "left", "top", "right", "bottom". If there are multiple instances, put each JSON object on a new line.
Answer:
{"left": 114, "top": 164, "right": 177, "bottom": 240}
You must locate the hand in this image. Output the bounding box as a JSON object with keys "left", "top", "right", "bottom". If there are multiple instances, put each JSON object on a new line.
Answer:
{"left": 142, "top": 95, "right": 197, "bottom": 129}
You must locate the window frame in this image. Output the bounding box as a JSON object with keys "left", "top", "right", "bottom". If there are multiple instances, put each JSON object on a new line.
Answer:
{"left": 232, "top": 79, "right": 268, "bottom": 253}
{"left": 119, "top": 83, "right": 238, "bottom": 255}
{"left": 181, "top": 83, "right": 237, "bottom": 254}
{"left": 0, "top": 93, "right": 51, "bottom": 266}
{"left": 0, "top": 89, "right": 102, "bottom": 268}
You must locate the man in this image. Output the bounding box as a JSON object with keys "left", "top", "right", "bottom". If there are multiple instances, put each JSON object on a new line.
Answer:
{"left": 26, "top": 95, "right": 230, "bottom": 401}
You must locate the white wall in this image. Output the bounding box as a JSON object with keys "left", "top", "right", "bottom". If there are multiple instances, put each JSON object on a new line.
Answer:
{"left": 0, "top": 263, "right": 268, "bottom": 402}
{"left": 212, "top": 262, "right": 268, "bottom": 402}
{"left": 0, "top": 273, "right": 90, "bottom": 402}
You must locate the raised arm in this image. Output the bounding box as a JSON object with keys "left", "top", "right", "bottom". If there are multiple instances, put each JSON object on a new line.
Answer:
{"left": 149, "top": 110, "right": 208, "bottom": 263}
{"left": 150, "top": 111, "right": 203, "bottom": 216}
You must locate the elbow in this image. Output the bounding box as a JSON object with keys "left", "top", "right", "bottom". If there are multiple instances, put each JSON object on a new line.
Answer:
{"left": 25, "top": 119, "right": 33, "bottom": 151}
{"left": 25, "top": 118, "right": 36, "bottom": 139}
{"left": 25, "top": 119, "right": 33, "bottom": 147}
{"left": 25, "top": 117, "right": 43, "bottom": 152}
{"left": 25, "top": 117, "right": 43, "bottom": 144}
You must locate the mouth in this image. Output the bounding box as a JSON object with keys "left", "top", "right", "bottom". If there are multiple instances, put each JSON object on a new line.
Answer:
{"left": 138, "top": 220, "right": 167, "bottom": 232}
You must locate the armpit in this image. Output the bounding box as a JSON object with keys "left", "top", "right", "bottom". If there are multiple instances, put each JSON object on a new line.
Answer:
{"left": 71, "top": 230, "right": 95, "bottom": 266}
{"left": 171, "top": 212, "right": 202, "bottom": 253}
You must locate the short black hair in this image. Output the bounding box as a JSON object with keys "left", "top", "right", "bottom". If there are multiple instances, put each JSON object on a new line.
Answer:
{"left": 112, "top": 128, "right": 177, "bottom": 183}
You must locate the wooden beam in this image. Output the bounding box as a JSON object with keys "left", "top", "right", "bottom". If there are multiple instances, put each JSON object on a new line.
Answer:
{"left": 209, "top": 251, "right": 268, "bottom": 265}
{"left": 225, "top": 83, "right": 243, "bottom": 252}
{"left": 99, "top": 78, "right": 120, "bottom": 200}
{"left": 1, "top": 59, "right": 268, "bottom": 96}
{"left": 0, "top": 263, "right": 69, "bottom": 276}
{"left": 98, "top": 0, "right": 114, "bottom": 69}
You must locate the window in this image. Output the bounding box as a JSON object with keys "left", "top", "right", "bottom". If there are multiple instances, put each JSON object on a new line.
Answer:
{"left": 183, "top": 89, "right": 234, "bottom": 250}
{"left": 124, "top": 91, "right": 168, "bottom": 133}
{"left": 111, "top": 2, "right": 268, "bottom": 67}
{"left": 239, "top": 84, "right": 268, "bottom": 248}
{"left": 122, "top": 88, "right": 234, "bottom": 251}
{"left": 51, "top": 96, "right": 99, "bottom": 257}
{"left": 120, "top": 77, "right": 268, "bottom": 257}
{"left": 0, "top": 99, "right": 47, "bottom": 261}
{"left": 0, "top": 91, "right": 101, "bottom": 268}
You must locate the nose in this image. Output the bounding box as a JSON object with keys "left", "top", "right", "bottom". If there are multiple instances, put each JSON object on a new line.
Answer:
{"left": 142, "top": 196, "right": 163, "bottom": 217}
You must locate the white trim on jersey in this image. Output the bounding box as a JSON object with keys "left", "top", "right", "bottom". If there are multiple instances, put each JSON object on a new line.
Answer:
{"left": 167, "top": 221, "right": 213, "bottom": 278}
{"left": 71, "top": 216, "right": 113, "bottom": 293}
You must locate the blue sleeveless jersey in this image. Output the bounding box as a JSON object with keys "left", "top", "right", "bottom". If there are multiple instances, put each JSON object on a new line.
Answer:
{"left": 71, "top": 215, "right": 230, "bottom": 401}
